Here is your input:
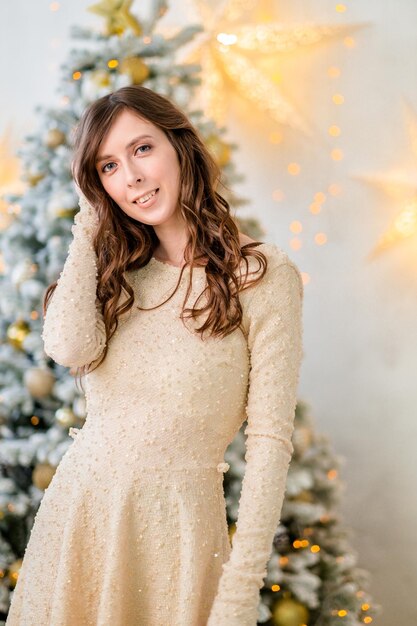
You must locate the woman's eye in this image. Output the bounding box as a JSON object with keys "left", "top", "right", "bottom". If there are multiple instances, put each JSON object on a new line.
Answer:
{"left": 135, "top": 144, "right": 151, "bottom": 154}
{"left": 102, "top": 162, "right": 115, "bottom": 173}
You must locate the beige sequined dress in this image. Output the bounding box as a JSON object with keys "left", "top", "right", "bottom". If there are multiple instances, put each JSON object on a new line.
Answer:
{"left": 6, "top": 195, "right": 304, "bottom": 626}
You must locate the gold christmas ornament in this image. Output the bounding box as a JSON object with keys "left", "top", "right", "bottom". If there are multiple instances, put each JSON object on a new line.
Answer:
{"left": 55, "top": 406, "right": 77, "bottom": 428}
{"left": 56, "top": 207, "right": 78, "bottom": 219}
{"left": 7, "top": 558, "right": 23, "bottom": 588}
{"left": 293, "top": 490, "right": 314, "bottom": 503}
{"left": 32, "top": 462, "right": 56, "bottom": 491}
{"left": 272, "top": 596, "right": 309, "bottom": 626}
{"left": 205, "top": 134, "right": 232, "bottom": 167}
{"left": 91, "top": 69, "right": 112, "bottom": 88}
{"left": 24, "top": 367, "right": 55, "bottom": 399}
{"left": 88, "top": 0, "right": 143, "bottom": 37}
{"left": 6, "top": 319, "right": 31, "bottom": 350}
{"left": 45, "top": 128, "right": 66, "bottom": 149}
{"left": 119, "top": 56, "right": 150, "bottom": 84}
{"left": 27, "top": 172, "right": 45, "bottom": 187}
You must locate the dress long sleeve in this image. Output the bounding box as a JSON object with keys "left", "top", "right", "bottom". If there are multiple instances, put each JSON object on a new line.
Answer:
{"left": 207, "top": 258, "right": 304, "bottom": 626}
{"left": 41, "top": 194, "right": 107, "bottom": 368}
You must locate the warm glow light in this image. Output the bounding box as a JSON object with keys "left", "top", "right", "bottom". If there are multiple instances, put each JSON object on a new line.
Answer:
{"left": 315, "top": 233, "right": 327, "bottom": 245}
{"left": 327, "top": 66, "right": 341, "bottom": 78}
{"left": 344, "top": 36, "right": 356, "bottom": 48}
{"left": 290, "top": 220, "right": 302, "bottom": 233}
{"left": 279, "top": 556, "right": 289, "bottom": 566}
{"left": 49, "top": 2, "right": 60, "bottom": 11}
{"left": 335, "top": 3, "right": 347, "bottom": 12}
{"left": 338, "top": 610, "right": 348, "bottom": 617}
{"left": 364, "top": 617, "right": 373, "bottom": 624}
{"left": 269, "top": 131, "right": 283, "bottom": 144}
{"left": 272, "top": 189, "right": 285, "bottom": 201}
{"left": 288, "top": 162, "right": 300, "bottom": 175}
{"left": 290, "top": 237, "right": 302, "bottom": 250}
{"left": 72, "top": 71, "right": 82, "bottom": 80}
{"left": 331, "top": 148, "right": 344, "bottom": 161}
{"left": 314, "top": 192, "right": 326, "bottom": 203}
{"left": 332, "top": 93, "right": 345, "bottom": 104}
{"left": 271, "top": 584, "right": 281, "bottom": 592}
{"left": 108, "top": 59, "right": 119, "bottom": 68}
{"left": 329, "top": 125, "right": 341, "bottom": 137}
{"left": 393, "top": 202, "right": 417, "bottom": 236}
{"left": 328, "top": 183, "right": 342, "bottom": 195}
{"left": 327, "top": 469, "right": 338, "bottom": 480}
{"left": 361, "top": 603, "right": 370, "bottom": 611}
{"left": 217, "top": 32, "right": 238, "bottom": 46}
{"left": 310, "top": 202, "right": 322, "bottom": 214}
{"left": 311, "top": 544, "right": 320, "bottom": 553}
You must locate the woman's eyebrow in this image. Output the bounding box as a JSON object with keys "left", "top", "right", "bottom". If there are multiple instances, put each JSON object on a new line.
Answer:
{"left": 96, "top": 134, "right": 154, "bottom": 163}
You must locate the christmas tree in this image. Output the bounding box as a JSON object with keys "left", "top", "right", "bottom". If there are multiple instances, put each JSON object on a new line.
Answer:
{"left": 0, "top": 1, "right": 380, "bottom": 624}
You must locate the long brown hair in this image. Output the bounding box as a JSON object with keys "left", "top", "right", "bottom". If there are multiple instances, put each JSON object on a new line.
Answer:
{"left": 43, "top": 85, "right": 268, "bottom": 383}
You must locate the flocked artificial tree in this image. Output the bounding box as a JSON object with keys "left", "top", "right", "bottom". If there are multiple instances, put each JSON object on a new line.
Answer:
{"left": 0, "top": 1, "right": 380, "bottom": 624}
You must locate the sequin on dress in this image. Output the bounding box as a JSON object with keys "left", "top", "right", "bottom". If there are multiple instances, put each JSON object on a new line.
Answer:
{"left": 6, "top": 195, "right": 304, "bottom": 626}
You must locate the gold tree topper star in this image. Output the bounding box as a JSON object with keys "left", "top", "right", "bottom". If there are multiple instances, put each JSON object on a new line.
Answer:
{"left": 88, "top": 0, "right": 143, "bottom": 37}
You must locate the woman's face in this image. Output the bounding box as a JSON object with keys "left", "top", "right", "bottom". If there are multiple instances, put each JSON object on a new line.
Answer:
{"left": 95, "top": 108, "right": 181, "bottom": 226}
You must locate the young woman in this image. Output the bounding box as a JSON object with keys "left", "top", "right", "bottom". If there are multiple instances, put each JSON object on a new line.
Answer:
{"left": 6, "top": 85, "right": 304, "bottom": 626}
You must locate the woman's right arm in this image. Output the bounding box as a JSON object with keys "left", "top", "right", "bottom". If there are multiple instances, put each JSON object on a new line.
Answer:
{"left": 41, "top": 194, "right": 107, "bottom": 368}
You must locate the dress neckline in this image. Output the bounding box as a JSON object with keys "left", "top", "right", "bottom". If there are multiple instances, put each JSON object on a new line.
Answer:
{"left": 150, "top": 242, "right": 270, "bottom": 271}
{"left": 150, "top": 256, "right": 206, "bottom": 270}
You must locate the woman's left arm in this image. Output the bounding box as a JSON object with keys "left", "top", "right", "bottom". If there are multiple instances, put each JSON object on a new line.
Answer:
{"left": 207, "top": 259, "right": 304, "bottom": 626}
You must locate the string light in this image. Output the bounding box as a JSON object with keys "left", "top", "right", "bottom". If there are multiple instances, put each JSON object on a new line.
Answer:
{"left": 328, "top": 183, "right": 342, "bottom": 195}
{"left": 327, "top": 65, "right": 341, "bottom": 78}
{"left": 290, "top": 237, "right": 302, "bottom": 251}
{"left": 344, "top": 36, "right": 356, "bottom": 48}
{"left": 290, "top": 220, "right": 302, "bottom": 234}
{"left": 287, "top": 162, "right": 300, "bottom": 175}
{"left": 314, "top": 232, "right": 327, "bottom": 245}
{"left": 331, "top": 148, "right": 344, "bottom": 161}
{"left": 332, "top": 93, "right": 345, "bottom": 104}
{"left": 329, "top": 125, "right": 341, "bottom": 137}
{"left": 272, "top": 189, "right": 285, "bottom": 201}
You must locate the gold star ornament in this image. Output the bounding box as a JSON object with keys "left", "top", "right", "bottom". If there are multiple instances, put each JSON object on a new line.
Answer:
{"left": 180, "top": 0, "right": 366, "bottom": 134}
{"left": 88, "top": 0, "right": 143, "bottom": 37}
{"left": 355, "top": 99, "right": 417, "bottom": 259}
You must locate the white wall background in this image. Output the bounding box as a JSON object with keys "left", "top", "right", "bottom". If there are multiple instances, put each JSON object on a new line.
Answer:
{"left": 2, "top": 1, "right": 417, "bottom": 624}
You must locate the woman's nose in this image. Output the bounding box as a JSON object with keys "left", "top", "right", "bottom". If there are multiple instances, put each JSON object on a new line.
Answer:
{"left": 126, "top": 164, "right": 143, "bottom": 187}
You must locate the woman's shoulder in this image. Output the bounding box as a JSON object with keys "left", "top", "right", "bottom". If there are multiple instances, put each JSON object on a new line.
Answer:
{"left": 239, "top": 232, "right": 298, "bottom": 272}
{"left": 239, "top": 238, "right": 303, "bottom": 303}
